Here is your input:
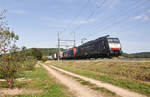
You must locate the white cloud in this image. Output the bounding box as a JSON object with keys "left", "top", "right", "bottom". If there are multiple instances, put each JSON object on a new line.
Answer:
{"left": 88, "top": 18, "right": 96, "bottom": 22}
{"left": 143, "top": 15, "right": 149, "bottom": 20}
{"left": 9, "top": 10, "right": 25, "bottom": 14}
{"left": 74, "top": 18, "right": 97, "bottom": 24}
{"left": 132, "top": 15, "right": 149, "bottom": 20}
{"left": 102, "top": 0, "right": 121, "bottom": 9}
{"left": 77, "top": 20, "right": 88, "bottom": 24}
{"left": 41, "top": 16, "right": 71, "bottom": 29}
{"left": 133, "top": 15, "right": 143, "bottom": 20}
{"left": 148, "top": 9, "right": 150, "bottom": 13}
{"left": 41, "top": 16, "right": 97, "bottom": 29}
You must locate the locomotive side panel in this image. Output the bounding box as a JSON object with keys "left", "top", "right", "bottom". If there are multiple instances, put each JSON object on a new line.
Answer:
{"left": 56, "top": 35, "right": 122, "bottom": 59}
{"left": 63, "top": 48, "right": 77, "bottom": 59}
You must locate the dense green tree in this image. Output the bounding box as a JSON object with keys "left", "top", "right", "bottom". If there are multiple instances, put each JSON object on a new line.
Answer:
{"left": 122, "top": 52, "right": 150, "bottom": 58}
{"left": 0, "top": 29, "right": 21, "bottom": 88}
{"left": 0, "top": 10, "right": 23, "bottom": 88}
{"left": 42, "top": 56, "right": 48, "bottom": 62}
{"left": 24, "top": 56, "right": 37, "bottom": 70}
{"left": 23, "top": 48, "right": 43, "bottom": 60}
{"left": 30, "top": 48, "right": 43, "bottom": 60}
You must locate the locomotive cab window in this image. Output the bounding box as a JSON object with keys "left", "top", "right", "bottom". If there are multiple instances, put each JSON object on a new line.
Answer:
{"left": 108, "top": 38, "right": 119, "bottom": 43}
{"left": 113, "top": 38, "right": 119, "bottom": 43}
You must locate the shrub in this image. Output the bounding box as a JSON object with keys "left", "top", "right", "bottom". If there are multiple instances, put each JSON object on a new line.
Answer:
{"left": 24, "top": 56, "right": 37, "bottom": 70}
{"left": 0, "top": 53, "right": 23, "bottom": 88}
{"left": 42, "top": 56, "right": 48, "bottom": 62}
{"left": 0, "top": 18, "right": 21, "bottom": 88}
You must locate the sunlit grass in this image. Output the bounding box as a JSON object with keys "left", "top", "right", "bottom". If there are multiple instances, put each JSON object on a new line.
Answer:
{"left": 0, "top": 64, "right": 71, "bottom": 97}
{"left": 47, "top": 59, "right": 150, "bottom": 96}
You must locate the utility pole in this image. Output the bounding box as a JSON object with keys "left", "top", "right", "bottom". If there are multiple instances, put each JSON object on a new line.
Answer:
{"left": 73, "top": 32, "right": 76, "bottom": 47}
{"left": 57, "top": 32, "right": 76, "bottom": 61}
{"left": 81, "top": 38, "right": 87, "bottom": 44}
{"left": 57, "top": 32, "right": 60, "bottom": 61}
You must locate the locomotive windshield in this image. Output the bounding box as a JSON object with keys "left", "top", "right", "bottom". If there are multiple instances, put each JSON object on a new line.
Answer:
{"left": 107, "top": 38, "right": 119, "bottom": 43}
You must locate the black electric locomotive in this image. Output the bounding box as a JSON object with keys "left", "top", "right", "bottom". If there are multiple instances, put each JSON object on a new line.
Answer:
{"left": 51, "top": 35, "right": 122, "bottom": 59}
{"left": 75, "top": 35, "right": 122, "bottom": 58}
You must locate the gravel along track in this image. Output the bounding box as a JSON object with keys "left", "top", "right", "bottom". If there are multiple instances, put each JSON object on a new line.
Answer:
{"left": 49, "top": 65, "right": 146, "bottom": 97}
{"left": 42, "top": 64, "right": 104, "bottom": 97}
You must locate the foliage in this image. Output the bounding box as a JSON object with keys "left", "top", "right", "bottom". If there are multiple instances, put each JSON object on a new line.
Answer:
{"left": 24, "top": 56, "right": 37, "bottom": 70}
{"left": 0, "top": 53, "right": 23, "bottom": 88}
{"left": 25, "top": 48, "right": 43, "bottom": 60}
{"left": 38, "top": 48, "right": 64, "bottom": 56}
{"left": 20, "top": 48, "right": 65, "bottom": 60}
{"left": 19, "top": 47, "right": 37, "bottom": 70}
{"left": 42, "top": 56, "right": 48, "bottom": 62}
{"left": 0, "top": 73, "right": 2, "bottom": 79}
{"left": 49, "top": 60, "right": 150, "bottom": 96}
{"left": 31, "top": 48, "right": 43, "bottom": 60}
{"left": 122, "top": 52, "right": 150, "bottom": 58}
{"left": 0, "top": 28, "right": 21, "bottom": 88}
{"left": 9, "top": 66, "right": 70, "bottom": 97}
{"left": 0, "top": 10, "right": 23, "bottom": 88}
{"left": 26, "top": 48, "right": 64, "bottom": 56}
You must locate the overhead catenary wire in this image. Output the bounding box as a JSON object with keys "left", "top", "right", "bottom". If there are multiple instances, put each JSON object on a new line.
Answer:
{"left": 69, "top": 0, "right": 109, "bottom": 46}
{"left": 113, "top": 7, "right": 150, "bottom": 35}
{"left": 95, "top": 2, "right": 150, "bottom": 36}
{"left": 60, "top": 0, "right": 108, "bottom": 47}
{"left": 62, "top": 0, "right": 91, "bottom": 33}
{"left": 84, "top": 0, "right": 150, "bottom": 39}
{"left": 83, "top": 0, "right": 143, "bottom": 35}
{"left": 85, "top": 0, "right": 140, "bottom": 32}
{"left": 70, "top": 0, "right": 108, "bottom": 33}
{"left": 59, "top": 0, "right": 91, "bottom": 48}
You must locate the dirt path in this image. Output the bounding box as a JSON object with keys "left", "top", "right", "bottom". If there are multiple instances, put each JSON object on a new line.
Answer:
{"left": 0, "top": 88, "right": 42, "bottom": 96}
{"left": 49, "top": 65, "right": 147, "bottom": 97}
{"left": 42, "top": 64, "right": 104, "bottom": 97}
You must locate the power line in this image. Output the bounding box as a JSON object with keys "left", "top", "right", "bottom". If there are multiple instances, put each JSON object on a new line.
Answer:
{"left": 113, "top": 7, "right": 150, "bottom": 34}
{"left": 84, "top": 0, "right": 142, "bottom": 34}
{"left": 62, "top": 0, "right": 91, "bottom": 33}
{"left": 71, "top": 0, "right": 108, "bottom": 33}
{"left": 91, "top": 0, "right": 143, "bottom": 30}
{"left": 84, "top": 0, "right": 149, "bottom": 39}
{"left": 96, "top": 2, "right": 150, "bottom": 34}
{"left": 69, "top": 0, "right": 108, "bottom": 46}
{"left": 57, "top": 32, "right": 75, "bottom": 60}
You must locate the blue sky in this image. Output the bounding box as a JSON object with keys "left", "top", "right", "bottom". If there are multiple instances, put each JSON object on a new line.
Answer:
{"left": 0, "top": 0, "right": 150, "bottom": 53}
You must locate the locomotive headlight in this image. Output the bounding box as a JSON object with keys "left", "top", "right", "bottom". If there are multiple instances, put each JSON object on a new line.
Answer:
{"left": 112, "top": 48, "right": 119, "bottom": 50}
{"left": 109, "top": 43, "right": 121, "bottom": 49}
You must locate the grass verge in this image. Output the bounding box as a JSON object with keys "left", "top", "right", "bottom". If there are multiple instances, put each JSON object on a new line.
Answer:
{"left": 76, "top": 77, "right": 117, "bottom": 96}
{"left": 51, "top": 66, "right": 117, "bottom": 97}
{"left": 47, "top": 60, "right": 150, "bottom": 97}
{"left": 0, "top": 64, "right": 71, "bottom": 97}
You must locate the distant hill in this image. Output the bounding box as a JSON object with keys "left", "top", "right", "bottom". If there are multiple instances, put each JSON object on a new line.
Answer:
{"left": 26, "top": 48, "right": 150, "bottom": 58}
{"left": 122, "top": 52, "right": 150, "bottom": 58}
{"left": 34, "top": 48, "right": 64, "bottom": 56}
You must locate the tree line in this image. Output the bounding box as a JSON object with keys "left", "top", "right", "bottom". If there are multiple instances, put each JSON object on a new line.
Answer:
{"left": 122, "top": 52, "right": 150, "bottom": 58}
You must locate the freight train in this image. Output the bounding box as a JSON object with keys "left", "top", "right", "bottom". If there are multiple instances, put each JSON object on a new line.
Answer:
{"left": 51, "top": 35, "right": 122, "bottom": 59}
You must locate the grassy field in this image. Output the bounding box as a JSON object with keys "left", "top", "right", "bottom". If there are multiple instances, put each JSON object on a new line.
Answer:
{"left": 47, "top": 59, "right": 150, "bottom": 97}
{"left": 0, "top": 64, "right": 72, "bottom": 97}
{"left": 72, "top": 75, "right": 117, "bottom": 97}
